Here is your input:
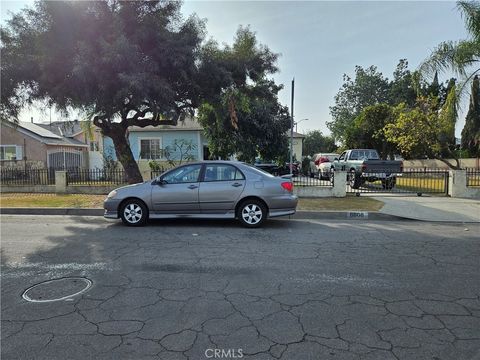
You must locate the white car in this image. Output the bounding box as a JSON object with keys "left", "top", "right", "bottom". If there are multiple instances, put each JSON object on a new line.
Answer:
{"left": 309, "top": 153, "right": 339, "bottom": 179}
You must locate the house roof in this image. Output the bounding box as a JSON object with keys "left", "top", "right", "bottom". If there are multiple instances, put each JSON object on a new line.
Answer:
{"left": 291, "top": 131, "right": 305, "bottom": 138}
{"left": 129, "top": 117, "right": 203, "bottom": 132}
{"left": 37, "top": 121, "right": 84, "bottom": 138}
{"left": 19, "top": 121, "right": 63, "bottom": 139}
{"left": 3, "top": 121, "right": 88, "bottom": 147}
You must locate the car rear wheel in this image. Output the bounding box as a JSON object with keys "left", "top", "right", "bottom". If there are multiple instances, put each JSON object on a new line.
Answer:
{"left": 120, "top": 199, "right": 148, "bottom": 226}
{"left": 238, "top": 200, "right": 267, "bottom": 228}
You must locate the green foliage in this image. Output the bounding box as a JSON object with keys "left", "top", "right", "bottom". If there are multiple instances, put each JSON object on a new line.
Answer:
{"left": 461, "top": 75, "right": 480, "bottom": 155}
{"left": 0, "top": 1, "right": 206, "bottom": 183}
{"left": 418, "top": 1, "right": 480, "bottom": 138}
{"left": 198, "top": 28, "right": 290, "bottom": 164}
{"left": 328, "top": 65, "right": 390, "bottom": 143}
{"left": 302, "top": 130, "right": 337, "bottom": 156}
{"left": 345, "top": 104, "right": 396, "bottom": 159}
{"left": 384, "top": 86, "right": 459, "bottom": 165}
{"left": 163, "top": 139, "right": 197, "bottom": 167}
{"left": 389, "top": 59, "right": 417, "bottom": 107}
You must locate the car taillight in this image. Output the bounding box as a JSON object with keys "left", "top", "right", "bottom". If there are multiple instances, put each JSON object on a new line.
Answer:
{"left": 281, "top": 182, "right": 294, "bottom": 192}
{"left": 314, "top": 159, "right": 320, "bottom": 165}
{"left": 361, "top": 163, "right": 367, "bottom": 171}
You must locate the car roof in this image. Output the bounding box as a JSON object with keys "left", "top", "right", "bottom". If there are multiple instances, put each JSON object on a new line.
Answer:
{"left": 173, "top": 160, "right": 247, "bottom": 167}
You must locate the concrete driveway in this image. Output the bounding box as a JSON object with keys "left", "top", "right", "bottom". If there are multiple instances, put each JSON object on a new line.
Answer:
{"left": 1, "top": 215, "right": 479, "bottom": 359}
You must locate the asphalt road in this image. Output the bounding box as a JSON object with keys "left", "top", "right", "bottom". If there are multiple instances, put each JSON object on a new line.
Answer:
{"left": 1, "top": 215, "right": 479, "bottom": 360}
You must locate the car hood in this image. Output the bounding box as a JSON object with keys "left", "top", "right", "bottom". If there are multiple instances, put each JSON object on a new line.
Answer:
{"left": 115, "top": 181, "right": 150, "bottom": 192}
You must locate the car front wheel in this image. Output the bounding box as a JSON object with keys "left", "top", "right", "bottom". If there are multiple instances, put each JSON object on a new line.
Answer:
{"left": 238, "top": 200, "right": 267, "bottom": 228}
{"left": 120, "top": 199, "right": 148, "bottom": 226}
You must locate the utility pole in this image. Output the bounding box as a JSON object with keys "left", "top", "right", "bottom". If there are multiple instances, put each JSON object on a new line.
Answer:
{"left": 290, "top": 78, "right": 294, "bottom": 175}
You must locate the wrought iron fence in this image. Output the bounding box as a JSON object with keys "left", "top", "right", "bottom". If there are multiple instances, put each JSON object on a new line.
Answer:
{"left": 293, "top": 172, "right": 334, "bottom": 187}
{"left": 150, "top": 166, "right": 175, "bottom": 179}
{"left": 346, "top": 168, "right": 449, "bottom": 195}
{"left": 466, "top": 168, "right": 480, "bottom": 187}
{"left": 66, "top": 168, "right": 127, "bottom": 186}
{"left": 0, "top": 168, "right": 55, "bottom": 186}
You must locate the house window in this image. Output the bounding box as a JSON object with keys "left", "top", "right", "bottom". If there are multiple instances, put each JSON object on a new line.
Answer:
{"left": 0, "top": 145, "right": 22, "bottom": 161}
{"left": 89, "top": 141, "right": 99, "bottom": 152}
{"left": 140, "top": 139, "right": 162, "bottom": 160}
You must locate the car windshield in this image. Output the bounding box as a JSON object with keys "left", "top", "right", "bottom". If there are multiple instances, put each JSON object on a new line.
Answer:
{"left": 350, "top": 150, "right": 379, "bottom": 160}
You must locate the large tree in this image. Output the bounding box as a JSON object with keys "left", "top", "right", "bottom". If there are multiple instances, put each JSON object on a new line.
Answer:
{"left": 384, "top": 86, "right": 460, "bottom": 168}
{"left": 327, "top": 65, "right": 390, "bottom": 144}
{"left": 419, "top": 1, "right": 480, "bottom": 129}
{"left": 461, "top": 75, "right": 480, "bottom": 155}
{"left": 302, "top": 130, "right": 337, "bottom": 157}
{"left": 1, "top": 1, "right": 205, "bottom": 183}
{"left": 197, "top": 28, "right": 291, "bottom": 163}
{"left": 345, "top": 104, "right": 396, "bottom": 159}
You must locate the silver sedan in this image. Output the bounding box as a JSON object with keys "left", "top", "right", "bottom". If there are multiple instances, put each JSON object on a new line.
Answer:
{"left": 104, "top": 161, "right": 298, "bottom": 227}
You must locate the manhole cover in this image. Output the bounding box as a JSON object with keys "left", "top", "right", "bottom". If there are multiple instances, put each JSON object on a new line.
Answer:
{"left": 22, "top": 277, "right": 92, "bottom": 303}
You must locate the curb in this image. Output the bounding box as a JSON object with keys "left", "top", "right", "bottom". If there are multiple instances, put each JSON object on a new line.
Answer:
{"left": 0, "top": 208, "right": 104, "bottom": 216}
{"left": 293, "top": 210, "right": 413, "bottom": 222}
{"left": 0, "top": 207, "right": 412, "bottom": 222}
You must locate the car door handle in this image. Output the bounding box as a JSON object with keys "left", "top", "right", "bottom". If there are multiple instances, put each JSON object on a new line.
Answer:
{"left": 188, "top": 185, "right": 198, "bottom": 189}
{"left": 232, "top": 183, "right": 243, "bottom": 187}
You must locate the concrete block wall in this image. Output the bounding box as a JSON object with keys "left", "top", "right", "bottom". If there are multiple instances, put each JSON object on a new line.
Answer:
{"left": 449, "top": 170, "right": 480, "bottom": 199}
{"left": 294, "top": 171, "right": 346, "bottom": 198}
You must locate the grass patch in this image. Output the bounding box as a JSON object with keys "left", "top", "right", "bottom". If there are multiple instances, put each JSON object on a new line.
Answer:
{"left": 0, "top": 193, "right": 105, "bottom": 208}
{"left": 1, "top": 193, "right": 384, "bottom": 212}
{"left": 298, "top": 196, "right": 383, "bottom": 211}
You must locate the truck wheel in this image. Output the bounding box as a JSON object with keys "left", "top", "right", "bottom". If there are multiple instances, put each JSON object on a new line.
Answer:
{"left": 382, "top": 177, "right": 396, "bottom": 190}
{"left": 349, "top": 170, "right": 361, "bottom": 189}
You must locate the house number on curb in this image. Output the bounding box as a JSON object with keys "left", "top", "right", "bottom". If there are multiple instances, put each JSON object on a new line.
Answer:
{"left": 347, "top": 211, "right": 369, "bottom": 219}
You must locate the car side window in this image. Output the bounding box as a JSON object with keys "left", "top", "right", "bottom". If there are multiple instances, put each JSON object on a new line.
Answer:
{"left": 162, "top": 164, "right": 202, "bottom": 184}
{"left": 204, "top": 164, "right": 245, "bottom": 182}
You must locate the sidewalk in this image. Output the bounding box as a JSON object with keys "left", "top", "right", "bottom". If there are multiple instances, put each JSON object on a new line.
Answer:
{"left": 373, "top": 195, "right": 480, "bottom": 223}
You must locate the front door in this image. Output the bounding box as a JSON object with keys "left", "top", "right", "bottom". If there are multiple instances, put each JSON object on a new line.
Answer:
{"left": 151, "top": 164, "right": 203, "bottom": 214}
{"left": 199, "top": 164, "right": 246, "bottom": 214}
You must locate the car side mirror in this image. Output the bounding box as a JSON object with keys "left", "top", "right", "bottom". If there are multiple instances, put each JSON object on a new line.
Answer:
{"left": 152, "top": 178, "right": 166, "bottom": 186}
{"left": 334, "top": 158, "right": 339, "bottom": 161}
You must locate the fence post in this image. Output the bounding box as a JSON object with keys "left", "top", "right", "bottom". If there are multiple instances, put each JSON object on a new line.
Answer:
{"left": 332, "top": 171, "right": 347, "bottom": 197}
{"left": 449, "top": 170, "right": 467, "bottom": 198}
{"left": 55, "top": 171, "right": 67, "bottom": 193}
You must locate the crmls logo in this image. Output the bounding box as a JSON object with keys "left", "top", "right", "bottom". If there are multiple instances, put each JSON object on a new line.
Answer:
{"left": 205, "top": 348, "right": 244, "bottom": 358}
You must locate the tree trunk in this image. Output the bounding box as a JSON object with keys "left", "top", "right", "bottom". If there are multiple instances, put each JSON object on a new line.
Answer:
{"left": 437, "top": 157, "right": 461, "bottom": 170}
{"left": 107, "top": 125, "right": 143, "bottom": 184}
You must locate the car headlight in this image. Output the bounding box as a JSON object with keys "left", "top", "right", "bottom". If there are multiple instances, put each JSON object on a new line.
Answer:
{"left": 107, "top": 190, "right": 117, "bottom": 199}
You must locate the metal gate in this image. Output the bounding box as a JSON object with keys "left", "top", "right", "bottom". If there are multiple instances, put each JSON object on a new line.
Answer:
{"left": 47, "top": 149, "right": 84, "bottom": 170}
{"left": 346, "top": 169, "right": 449, "bottom": 196}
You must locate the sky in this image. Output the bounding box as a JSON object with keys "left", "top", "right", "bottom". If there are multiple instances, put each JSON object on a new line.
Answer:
{"left": 0, "top": 1, "right": 470, "bottom": 137}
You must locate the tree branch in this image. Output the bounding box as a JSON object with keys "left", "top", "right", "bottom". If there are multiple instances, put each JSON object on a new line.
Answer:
{"left": 126, "top": 117, "right": 178, "bottom": 128}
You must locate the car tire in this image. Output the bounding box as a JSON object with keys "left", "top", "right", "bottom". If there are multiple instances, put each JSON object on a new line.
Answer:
{"left": 329, "top": 168, "right": 335, "bottom": 183}
{"left": 237, "top": 199, "right": 267, "bottom": 228}
{"left": 120, "top": 199, "right": 148, "bottom": 226}
{"left": 382, "top": 177, "right": 396, "bottom": 190}
{"left": 349, "top": 170, "right": 361, "bottom": 189}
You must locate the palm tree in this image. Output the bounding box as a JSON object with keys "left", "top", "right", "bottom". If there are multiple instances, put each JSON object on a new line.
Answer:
{"left": 420, "top": 1, "right": 480, "bottom": 84}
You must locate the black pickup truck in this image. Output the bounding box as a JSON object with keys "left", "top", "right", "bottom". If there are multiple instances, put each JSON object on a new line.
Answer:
{"left": 331, "top": 149, "right": 403, "bottom": 189}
